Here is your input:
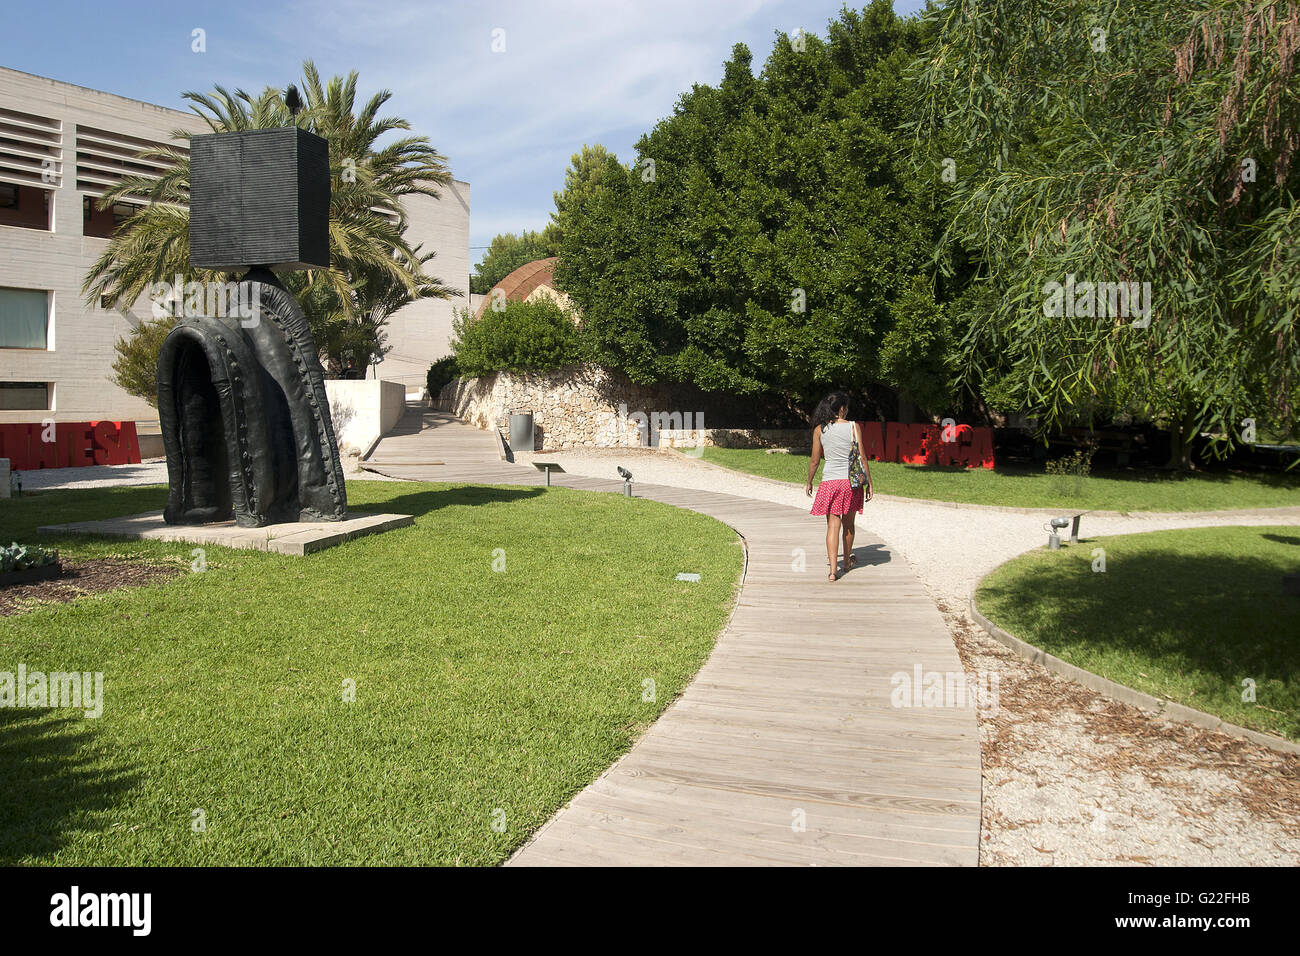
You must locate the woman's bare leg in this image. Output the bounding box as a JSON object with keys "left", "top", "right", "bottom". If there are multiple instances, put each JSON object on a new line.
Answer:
{"left": 825, "top": 513, "right": 842, "bottom": 580}
{"left": 842, "top": 511, "right": 856, "bottom": 568}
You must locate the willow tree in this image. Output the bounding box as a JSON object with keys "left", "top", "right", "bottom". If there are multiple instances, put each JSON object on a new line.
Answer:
{"left": 912, "top": 0, "right": 1300, "bottom": 466}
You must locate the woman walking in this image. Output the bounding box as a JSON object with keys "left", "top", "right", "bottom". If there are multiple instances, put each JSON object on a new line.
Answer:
{"left": 806, "top": 391, "right": 872, "bottom": 582}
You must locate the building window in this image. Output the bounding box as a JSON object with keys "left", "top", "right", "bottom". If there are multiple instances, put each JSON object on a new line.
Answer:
{"left": 0, "top": 287, "right": 49, "bottom": 349}
{"left": 83, "top": 196, "right": 140, "bottom": 238}
{"left": 0, "top": 183, "right": 52, "bottom": 231}
{"left": 0, "top": 382, "right": 50, "bottom": 411}
{"left": 112, "top": 201, "right": 136, "bottom": 227}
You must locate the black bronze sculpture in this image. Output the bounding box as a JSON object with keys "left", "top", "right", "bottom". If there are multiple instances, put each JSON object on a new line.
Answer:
{"left": 158, "top": 126, "right": 347, "bottom": 527}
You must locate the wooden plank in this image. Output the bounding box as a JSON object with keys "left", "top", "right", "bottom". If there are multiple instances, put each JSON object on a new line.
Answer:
{"left": 369, "top": 406, "right": 981, "bottom": 867}
{"left": 588, "top": 772, "right": 979, "bottom": 838}
{"left": 536, "top": 802, "right": 968, "bottom": 866}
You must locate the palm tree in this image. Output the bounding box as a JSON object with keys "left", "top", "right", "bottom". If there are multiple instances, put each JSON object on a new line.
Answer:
{"left": 298, "top": 247, "right": 445, "bottom": 376}
{"left": 83, "top": 60, "right": 459, "bottom": 324}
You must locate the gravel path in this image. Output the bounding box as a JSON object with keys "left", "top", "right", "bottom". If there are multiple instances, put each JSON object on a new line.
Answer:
{"left": 517, "top": 447, "right": 1300, "bottom": 866}
{"left": 518, "top": 448, "right": 1300, "bottom": 610}
{"left": 17, "top": 461, "right": 171, "bottom": 490}
{"left": 21, "top": 447, "right": 1300, "bottom": 865}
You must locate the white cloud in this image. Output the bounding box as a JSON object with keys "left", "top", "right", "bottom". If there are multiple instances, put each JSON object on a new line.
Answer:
{"left": 250, "top": 0, "right": 907, "bottom": 250}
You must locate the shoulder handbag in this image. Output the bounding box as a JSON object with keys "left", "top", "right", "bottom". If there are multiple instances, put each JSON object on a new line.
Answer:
{"left": 848, "top": 422, "right": 867, "bottom": 491}
{"left": 849, "top": 422, "right": 873, "bottom": 500}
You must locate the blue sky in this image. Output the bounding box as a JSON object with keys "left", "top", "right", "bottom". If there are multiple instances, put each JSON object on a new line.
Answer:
{"left": 5, "top": 0, "right": 928, "bottom": 266}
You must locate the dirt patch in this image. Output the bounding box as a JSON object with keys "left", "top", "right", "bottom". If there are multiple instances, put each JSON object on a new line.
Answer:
{"left": 0, "top": 558, "right": 182, "bottom": 617}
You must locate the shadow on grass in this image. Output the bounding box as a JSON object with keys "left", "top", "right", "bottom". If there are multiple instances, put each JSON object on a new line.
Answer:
{"left": 350, "top": 484, "right": 545, "bottom": 519}
{"left": 0, "top": 710, "right": 140, "bottom": 864}
{"left": 979, "top": 550, "right": 1300, "bottom": 692}
{"left": 899, "top": 461, "right": 1300, "bottom": 489}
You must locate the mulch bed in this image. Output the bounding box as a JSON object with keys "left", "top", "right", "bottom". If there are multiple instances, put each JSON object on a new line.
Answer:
{"left": 0, "top": 558, "right": 182, "bottom": 617}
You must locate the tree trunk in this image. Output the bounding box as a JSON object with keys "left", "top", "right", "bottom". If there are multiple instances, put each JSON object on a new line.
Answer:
{"left": 1165, "top": 415, "right": 1196, "bottom": 471}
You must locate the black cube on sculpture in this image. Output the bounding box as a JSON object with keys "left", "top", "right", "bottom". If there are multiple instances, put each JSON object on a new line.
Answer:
{"left": 157, "top": 126, "right": 348, "bottom": 527}
{"left": 189, "top": 127, "right": 330, "bottom": 271}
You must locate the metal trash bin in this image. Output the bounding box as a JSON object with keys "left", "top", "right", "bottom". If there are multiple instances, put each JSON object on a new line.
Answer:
{"left": 509, "top": 411, "right": 534, "bottom": 453}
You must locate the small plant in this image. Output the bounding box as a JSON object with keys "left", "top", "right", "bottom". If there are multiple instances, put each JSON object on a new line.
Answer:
{"left": 1, "top": 542, "right": 59, "bottom": 574}
{"left": 111, "top": 315, "right": 177, "bottom": 407}
{"left": 1046, "top": 448, "right": 1093, "bottom": 498}
{"left": 450, "top": 299, "right": 583, "bottom": 378}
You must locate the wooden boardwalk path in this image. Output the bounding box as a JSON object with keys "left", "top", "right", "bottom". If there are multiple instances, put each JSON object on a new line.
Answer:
{"left": 364, "top": 405, "right": 982, "bottom": 865}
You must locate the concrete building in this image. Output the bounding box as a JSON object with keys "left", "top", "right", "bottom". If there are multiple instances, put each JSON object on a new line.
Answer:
{"left": 0, "top": 65, "right": 469, "bottom": 429}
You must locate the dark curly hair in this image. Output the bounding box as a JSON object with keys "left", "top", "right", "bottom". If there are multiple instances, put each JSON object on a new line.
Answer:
{"left": 812, "top": 391, "right": 851, "bottom": 430}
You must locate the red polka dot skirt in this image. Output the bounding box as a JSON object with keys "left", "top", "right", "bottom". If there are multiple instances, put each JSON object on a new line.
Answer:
{"left": 810, "top": 478, "right": 864, "bottom": 516}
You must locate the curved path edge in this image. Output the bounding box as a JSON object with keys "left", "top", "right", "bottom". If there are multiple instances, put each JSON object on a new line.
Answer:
{"left": 365, "top": 406, "right": 983, "bottom": 866}
{"left": 968, "top": 580, "right": 1300, "bottom": 756}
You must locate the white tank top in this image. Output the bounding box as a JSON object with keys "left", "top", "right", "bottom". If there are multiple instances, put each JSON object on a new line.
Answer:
{"left": 820, "top": 420, "right": 854, "bottom": 481}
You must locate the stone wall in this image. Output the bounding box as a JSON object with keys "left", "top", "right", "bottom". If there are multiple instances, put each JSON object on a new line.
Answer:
{"left": 440, "top": 367, "right": 810, "bottom": 451}
{"left": 658, "top": 428, "right": 811, "bottom": 451}
{"left": 441, "top": 367, "right": 654, "bottom": 449}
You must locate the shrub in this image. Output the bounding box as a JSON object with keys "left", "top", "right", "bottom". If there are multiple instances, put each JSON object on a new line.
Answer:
{"left": 1, "top": 542, "right": 59, "bottom": 574}
{"left": 111, "top": 315, "right": 177, "bottom": 407}
{"left": 426, "top": 355, "right": 460, "bottom": 396}
{"left": 1046, "top": 449, "right": 1094, "bottom": 499}
{"left": 450, "top": 299, "right": 582, "bottom": 379}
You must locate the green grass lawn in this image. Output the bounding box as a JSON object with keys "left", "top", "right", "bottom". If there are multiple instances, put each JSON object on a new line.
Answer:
{"left": 701, "top": 447, "right": 1300, "bottom": 512}
{"left": 0, "top": 480, "right": 742, "bottom": 865}
{"left": 975, "top": 526, "right": 1300, "bottom": 741}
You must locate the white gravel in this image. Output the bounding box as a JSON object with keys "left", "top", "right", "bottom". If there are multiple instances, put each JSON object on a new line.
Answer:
{"left": 17, "top": 460, "right": 171, "bottom": 490}
{"left": 517, "top": 447, "right": 1300, "bottom": 613}
{"left": 518, "top": 446, "right": 1300, "bottom": 867}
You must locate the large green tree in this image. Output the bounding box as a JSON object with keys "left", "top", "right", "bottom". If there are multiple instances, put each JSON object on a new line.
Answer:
{"left": 469, "top": 144, "right": 621, "bottom": 295}
{"left": 547, "top": 143, "right": 621, "bottom": 248}
{"left": 85, "top": 61, "right": 459, "bottom": 393}
{"left": 912, "top": 0, "right": 1300, "bottom": 464}
{"left": 554, "top": 2, "right": 954, "bottom": 411}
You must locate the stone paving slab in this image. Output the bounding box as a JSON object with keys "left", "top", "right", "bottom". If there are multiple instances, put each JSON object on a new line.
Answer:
{"left": 38, "top": 510, "right": 413, "bottom": 556}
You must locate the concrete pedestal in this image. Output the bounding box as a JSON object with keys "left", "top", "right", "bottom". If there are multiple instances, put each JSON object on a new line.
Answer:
{"left": 38, "top": 510, "right": 413, "bottom": 556}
